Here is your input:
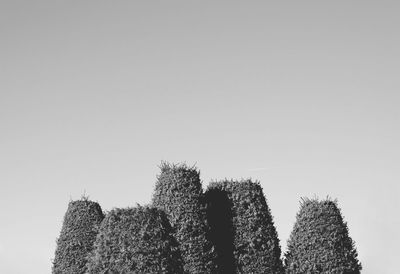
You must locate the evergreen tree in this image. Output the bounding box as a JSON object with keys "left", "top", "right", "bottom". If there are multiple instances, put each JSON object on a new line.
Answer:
{"left": 53, "top": 197, "right": 104, "bottom": 274}
{"left": 285, "top": 198, "right": 362, "bottom": 273}
{"left": 152, "top": 162, "right": 217, "bottom": 273}
{"left": 86, "top": 206, "right": 183, "bottom": 274}
{"left": 206, "top": 179, "right": 284, "bottom": 274}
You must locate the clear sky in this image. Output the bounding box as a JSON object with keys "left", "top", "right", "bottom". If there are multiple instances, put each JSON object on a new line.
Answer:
{"left": 1, "top": 1, "right": 399, "bottom": 273}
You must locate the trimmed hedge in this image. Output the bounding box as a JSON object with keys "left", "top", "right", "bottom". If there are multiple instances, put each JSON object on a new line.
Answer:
{"left": 284, "top": 198, "right": 362, "bottom": 273}
{"left": 206, "top": 179, "right": 284, "bottom": 274}
{"left": 86, "top": 206, "right": 183, "bottom": 274}
{"left": 53, "top": 197, "right": 104, "bottom": 274}
{"left": 152, "top": 162, "right": 217, "bottom": 273}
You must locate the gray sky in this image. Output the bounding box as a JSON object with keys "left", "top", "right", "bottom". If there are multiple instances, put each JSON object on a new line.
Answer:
{"left": 1, "top": 1, "right": 399, "bottom": 273}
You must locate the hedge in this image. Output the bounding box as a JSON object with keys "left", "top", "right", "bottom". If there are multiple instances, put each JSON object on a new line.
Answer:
{"left": 284, "top": 198, "right": 362, "bottom": 273}
{"left": 205, "top": 179, "right": 284, "bottom": 274}
{"left": 86, "top": 205, "right": 183, "bottom": 274}
{"left": 53, "top": 197, "right": 104, "bottom": 274}
{"left": 152, "top": 162, "right": 217, "bottom": 273}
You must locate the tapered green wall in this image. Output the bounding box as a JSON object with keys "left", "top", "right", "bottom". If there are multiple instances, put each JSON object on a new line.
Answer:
{"left": 152, "top": 162, "right": 217, "bottom": 273}
{"left": 285, "top": 198, "right": 361, "bottom": 273}
{"left": 206, "top": 179, "right": 284, "bottom": 274}
{"left": 86, "top": 206, "right": 183, "bottom": 273}
{"left": 53, "top": 198, "right": 104, "bottom": 274}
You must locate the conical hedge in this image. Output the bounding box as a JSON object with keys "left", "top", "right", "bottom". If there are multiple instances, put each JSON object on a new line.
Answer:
{"left": 86, "top": 206, "right": 183, "bottom": 274}
{"left": 205, "top": 179, "right": 284, "bottom": 274}
{"left": 53, "top": 197, "right": 104, "bottom": 274}
{"left": 152, "top": 162, "right": 217, "bottom": 273}
{"left": 285, "top": 198, "right": 361, "bottom": 273}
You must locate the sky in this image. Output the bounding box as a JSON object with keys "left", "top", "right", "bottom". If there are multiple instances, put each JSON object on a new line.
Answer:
{"left": 1, "top": 1, "right": 399, "bottom": 273}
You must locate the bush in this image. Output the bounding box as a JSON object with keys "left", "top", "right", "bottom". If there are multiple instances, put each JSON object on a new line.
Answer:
{"left": 284, "top": 198, "right": 362, "bottom": 273}
{"left": 53, "top": 197, "right": 104, "bottom": 274}
{"left": 205, "top": 179, "right": 284, "bottom": 274}
{"left": 152, "top": 162, "right": 217, "bottom": 273}
{"left": 86, "top": 205, "right": 183, "bottom": 274}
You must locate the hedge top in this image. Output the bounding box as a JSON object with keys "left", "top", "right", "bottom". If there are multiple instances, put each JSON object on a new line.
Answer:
{"left": 153, "top": 162, "right": 202, "bottom": 198}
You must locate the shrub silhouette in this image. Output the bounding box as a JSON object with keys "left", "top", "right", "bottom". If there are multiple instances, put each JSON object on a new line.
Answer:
{"left": 206, "top": 179, "right": 284, "bottom": 274}
{"left": 53, "top": 197, "right": 104, "bottom": 274}
{"left": 285, "top": 198, "right": 362, "bottom": 273}
{"left": 86, "top": 205, "right": 183, "bottom": 274}
{"left": 152, "top": 162, "right": 217, "bottom": 273}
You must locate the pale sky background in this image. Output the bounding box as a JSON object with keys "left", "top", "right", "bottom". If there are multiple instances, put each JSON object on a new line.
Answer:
{"left": 1, "top": 1, "right": 399, "bottom": 273}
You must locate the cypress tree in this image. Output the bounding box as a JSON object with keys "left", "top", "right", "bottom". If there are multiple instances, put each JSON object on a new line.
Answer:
{"left": 285, "top": 198, "right": 362, "bottom": 273}
{"left": 152, "top": 162, "right": 217, "bottom": 273}
{"left": 205, "top": 179, "right": 284, "bottom": 274}
{"left": 86, "top": 206, "right": 183, "bottom": 274}
{"left": 53, "top": 197, "right": 104, "bottom": 274}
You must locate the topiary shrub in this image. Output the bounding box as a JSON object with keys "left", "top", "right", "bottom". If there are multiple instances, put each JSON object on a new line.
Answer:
{"left": 284, "top": 198, "right": 362, "bottom": 274}
{"left": 205, "top": 179, "right": 284, "bottom": 274}
{"left": 152, "top": 162, "right": 217, "bottom": 273}
{"left": 53, "top": 197, "right": 104, "bottom": 274}
{"left": 86, "top": 205, "right": 183, "bottom": 274}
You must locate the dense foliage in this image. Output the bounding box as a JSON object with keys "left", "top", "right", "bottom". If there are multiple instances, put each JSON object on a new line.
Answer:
{"left": 285, "top": 198, "right": 362, "bottom": 273}
{"left": 206, "top": 179, "right": 284, "bottom": 274}
{"left": 152, "top": 162, "right": 217, "bottom": 273}
{"left": 86, "top": 206, "right": 183, "bottom": 274}
{"left": 53, "top": 163, "right": 362, "bottom": 274}
{"left": 53, "top": 197, "right": 104, "bottom": 274}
